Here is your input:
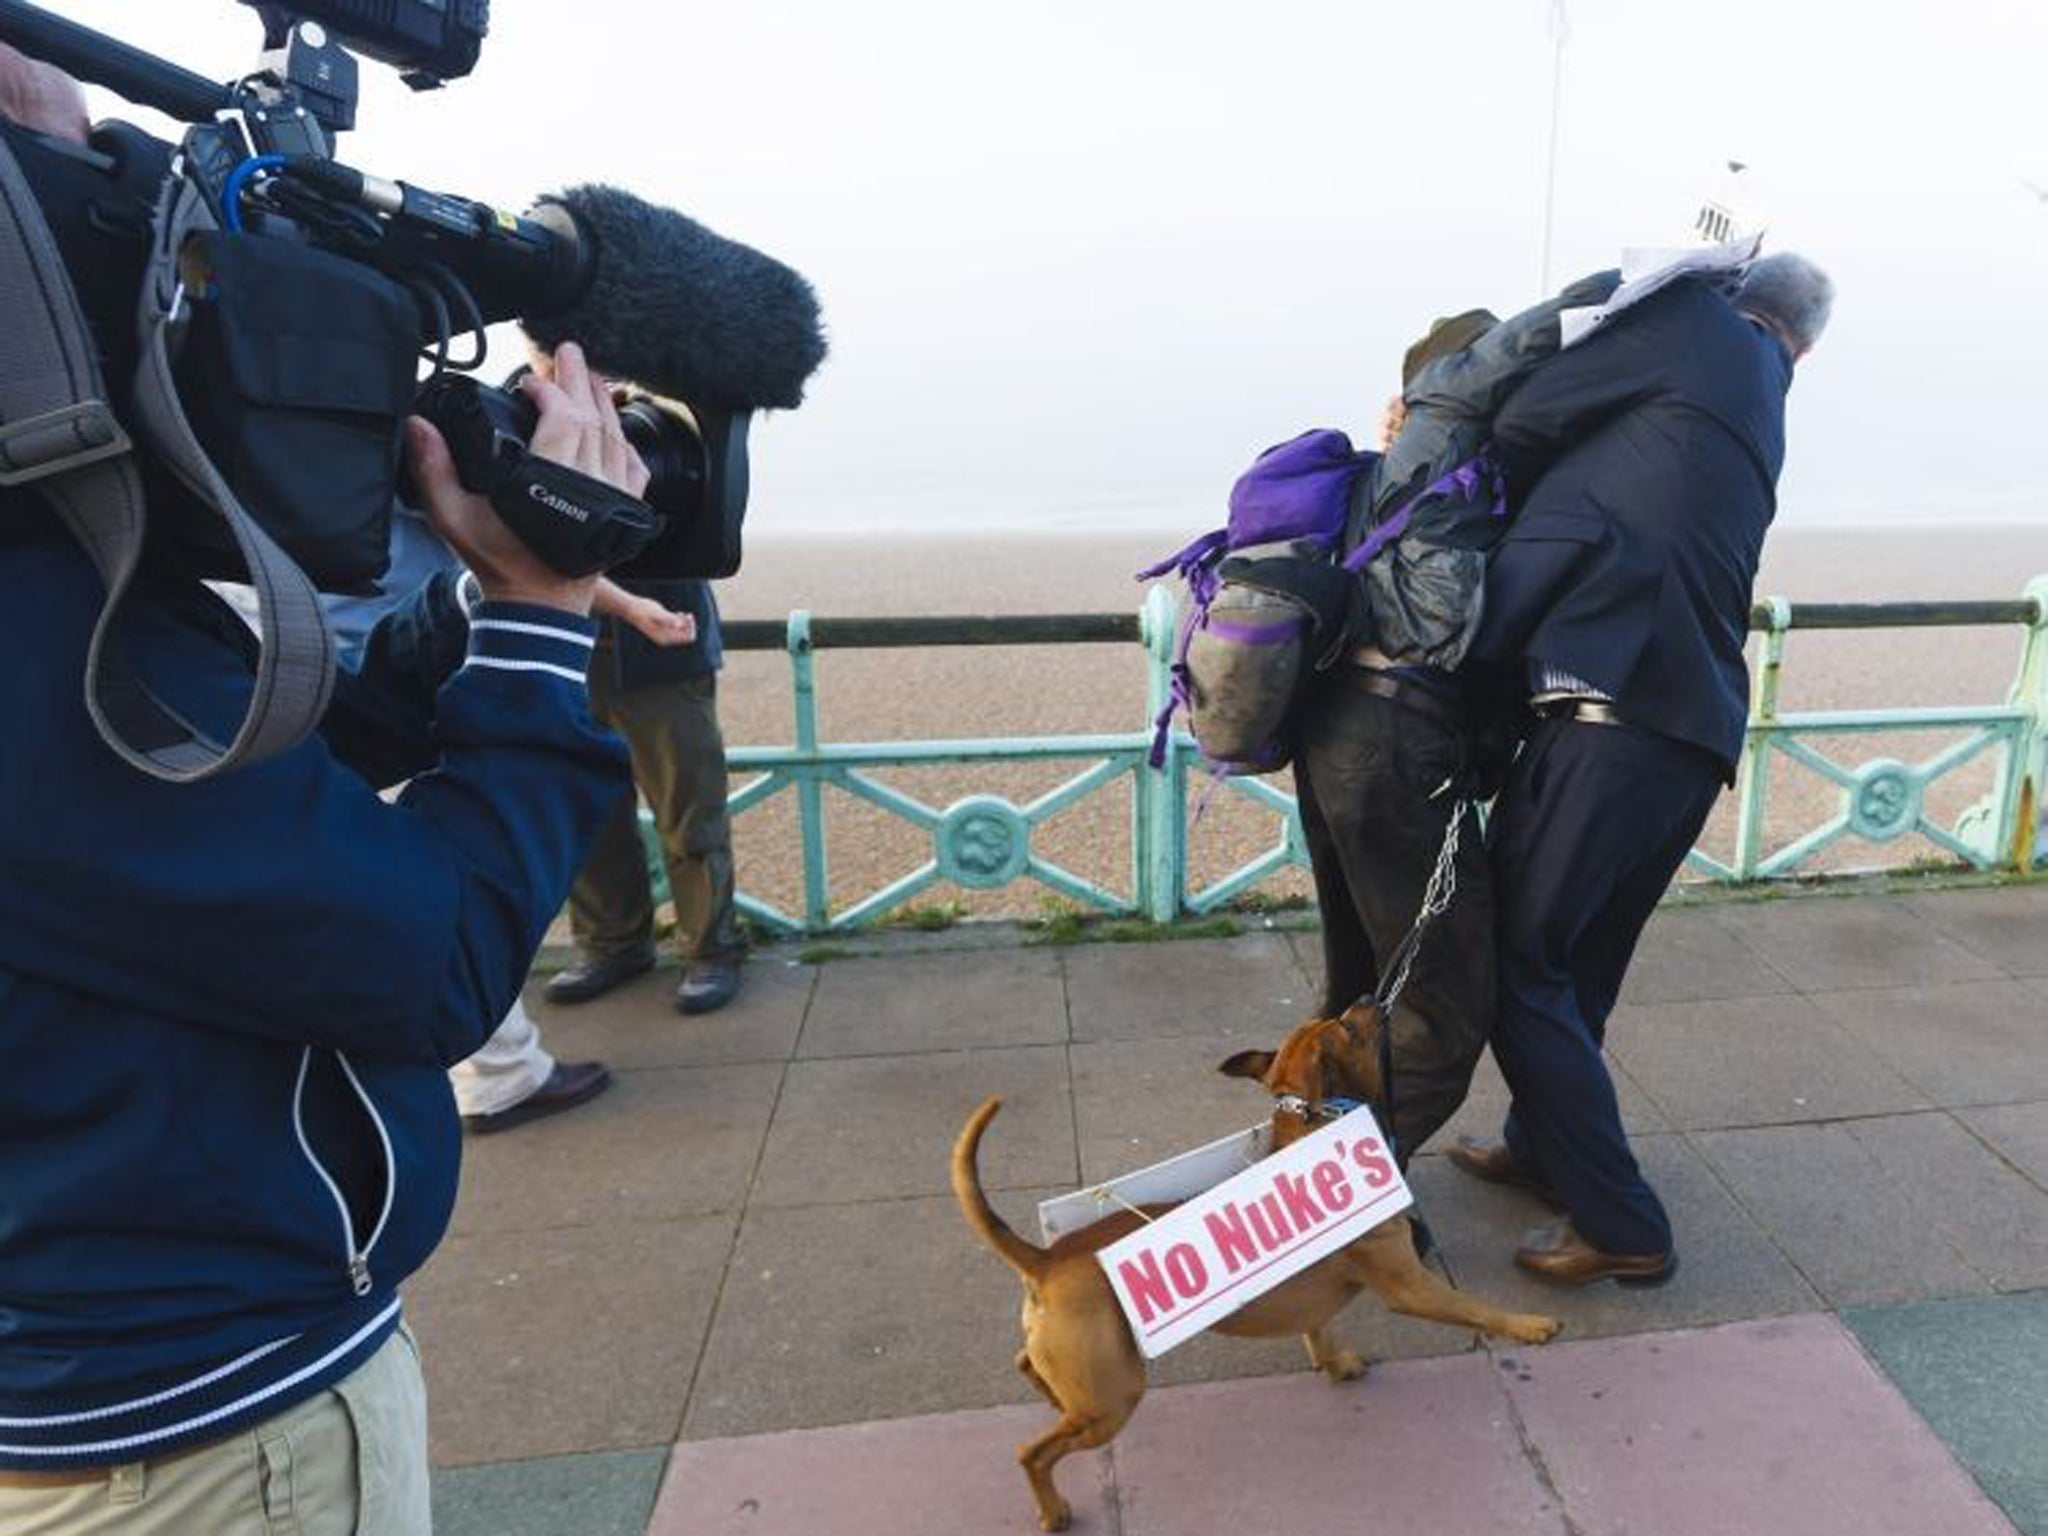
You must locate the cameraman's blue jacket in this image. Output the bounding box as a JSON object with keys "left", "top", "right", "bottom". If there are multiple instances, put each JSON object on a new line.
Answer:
{"left": 0, "top": 513, "right": 629, "bottom": 1469}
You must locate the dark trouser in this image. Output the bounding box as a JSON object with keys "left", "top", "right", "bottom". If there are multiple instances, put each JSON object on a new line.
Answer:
{"left": 570, "top": 668, "right": 744, "bottom": 965}
{"left": 1487, "top": 716, "right": 1723, "bottom": 1256}
{"left": 1293, "top": 670, "right": 1495, "bottom": 1164}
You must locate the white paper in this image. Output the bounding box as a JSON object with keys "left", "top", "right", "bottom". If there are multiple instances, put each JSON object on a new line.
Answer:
{"left": 1558, "top": 231, "right": 1764, "bottom": 348}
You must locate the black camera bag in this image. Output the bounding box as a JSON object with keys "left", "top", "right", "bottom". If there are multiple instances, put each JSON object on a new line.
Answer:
{"left": 171, "top": 229, "right": 419, "bottom": 593}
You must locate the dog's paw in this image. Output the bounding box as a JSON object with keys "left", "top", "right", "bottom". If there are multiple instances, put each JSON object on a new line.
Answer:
{"left": 1507, "top": 1313, "right": 1564, "bottom": 1344}
{"left": 1038, "top": 1499, "right": 1073, "bottom": 1532}
{"left": 1321, "top": 1349, "right": 1370, "bottom": 1382}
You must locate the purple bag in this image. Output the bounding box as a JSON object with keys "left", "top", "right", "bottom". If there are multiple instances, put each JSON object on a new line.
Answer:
{"left": 1139, "top": 430, "right": 1498, "bottom": 773}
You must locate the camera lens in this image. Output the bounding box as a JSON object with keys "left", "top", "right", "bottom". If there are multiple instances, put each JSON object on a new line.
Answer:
{"left": 617, "top": 396, "right": 705, "bottom": 527}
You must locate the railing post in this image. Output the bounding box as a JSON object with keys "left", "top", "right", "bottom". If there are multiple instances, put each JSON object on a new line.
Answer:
{"left": 787, "top": 610, "right": 831, "bottom": 932}
{"left": 2008, "top": 577, "right": 2048, "bottom": 871}
{"left": 1136, "top": 584, "right": 1185, "bottom": 921}
{"left": 1734, "top": 596, "right": 1790, "bottom": 880}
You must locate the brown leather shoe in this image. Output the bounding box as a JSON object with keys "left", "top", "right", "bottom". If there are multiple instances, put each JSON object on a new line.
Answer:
{"left": 1445, "top": 1136, "right": 1563, "bottom": 1207}
{"left": 1513, "top": 1218, "right": 1676, "bottom": 1288}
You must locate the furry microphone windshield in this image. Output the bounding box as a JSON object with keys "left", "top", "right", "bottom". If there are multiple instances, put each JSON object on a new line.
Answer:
{"left": 520, "top": 184, "right": 827, "bottom": 411}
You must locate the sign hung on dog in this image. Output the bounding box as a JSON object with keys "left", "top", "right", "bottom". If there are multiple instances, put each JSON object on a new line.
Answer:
{"left": 1096, "top": 1106, "right": 1412, "bottom": 1357}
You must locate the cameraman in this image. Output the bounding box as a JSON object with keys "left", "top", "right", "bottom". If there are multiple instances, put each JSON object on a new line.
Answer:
{"left": 0, "top": 47, "right": 640, "bottom": 1534}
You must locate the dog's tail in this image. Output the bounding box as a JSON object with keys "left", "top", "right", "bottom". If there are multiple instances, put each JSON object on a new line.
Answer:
{"left": 952, "top": 1096, "right": 1049, "bottom": 1283}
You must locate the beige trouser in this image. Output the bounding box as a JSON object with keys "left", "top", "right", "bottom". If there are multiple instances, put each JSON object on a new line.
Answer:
{"left": 0, "top": 1328, "right": 429, "bottom": 1536}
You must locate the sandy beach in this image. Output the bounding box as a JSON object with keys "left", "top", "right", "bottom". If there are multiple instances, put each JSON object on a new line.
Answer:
{"left": 702, "top": 521, "right": 2048, "bottom": 927}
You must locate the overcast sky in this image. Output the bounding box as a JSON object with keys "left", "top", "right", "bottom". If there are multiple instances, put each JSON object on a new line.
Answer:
{"left": 49, "top": 0, "right": 2048, "bottom": 533}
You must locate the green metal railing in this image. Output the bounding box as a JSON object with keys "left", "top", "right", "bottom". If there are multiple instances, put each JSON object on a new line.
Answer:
{"left": 649, "top": 577, "right": 2048, "bottom": 937}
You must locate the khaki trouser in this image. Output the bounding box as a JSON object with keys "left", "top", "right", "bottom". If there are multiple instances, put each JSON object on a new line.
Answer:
{"left": 0, "top": 1329, "right": 430, "bottom": 1536}
{"left": 571, "top": 667, "right": 743, "bottom": 964}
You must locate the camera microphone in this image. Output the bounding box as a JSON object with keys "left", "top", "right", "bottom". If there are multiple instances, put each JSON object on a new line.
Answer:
{"left": 523, "top": 185, "right": 827, "bottom": 412}
{"left": 282, "top": 160, "right": 826, "bottom": 410}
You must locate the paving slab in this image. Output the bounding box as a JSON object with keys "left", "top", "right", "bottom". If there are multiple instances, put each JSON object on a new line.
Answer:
{"left": 1618, "top": 906, "right": 1800, "bottom": 1003}
{"left": 797, "top": 947, "right": 1067, "bottom": 1057}
{"left": 432, "top": 1450, "right": 668, "bottom": 1536}
{"left": 752, "top": 1043, "right": 1073, "bottom": 1206}
{"left": 682, "top": 1189, "right": 1057, "bottom": 1439}
{"left": 1836, "top": 1112, "right": 2048, "bottom": 1290}
{"left": 1069, "top": 1027, "right": 1277, "bottom": 1185}
{"left": 1112, "top": 1360, "right": 1559, "bottom": 1536}
{"left": 1604, "top": 995, "right": 1928, "bottom": 1130}
{"left": 409, "top": 1215, "right": 736, "bottom": 1466}
{"left": 1811, "top": 979, "right": 2048, "bottom": 1107}
{"left": 1692, "top": 1119, "right": 1990, "bottom": 1306}
{"left": 1508, "top": 1313, "right": 2020, "bottom": 1536}
{"left": 1898, "top": 883, "right": 2048, "bottom": 977}
{"left": 1064, "top": 933, "right": 1312, "bottom": 1041}
{"left": 449, "top": 1063, "right": 780, "bottom": 1238}
{"left": 652, "top": 1404, "right": 1115, "bottom": 1536}
{"left": 1416, "top": 1137, "right": 1820, "bottom": 1339}
{"left": 1960, "top": 1100, "right": 2048, "bottom": 1188}
{"left": 1710, "top": 896, "right": 2002, "bottom": 993}
{"left": 522, "top": 961, "right": 811, "bottom": 1071}
{"left": 1846, "top": 1292, "right": 2048, "bottom": 1536}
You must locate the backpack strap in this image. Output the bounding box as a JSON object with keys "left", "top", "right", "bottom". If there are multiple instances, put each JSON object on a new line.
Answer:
{"left": 0, "top": 132, "right": 335, "bottom": 780}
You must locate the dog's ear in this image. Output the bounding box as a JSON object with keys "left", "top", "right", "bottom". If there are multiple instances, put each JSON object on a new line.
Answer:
{"left": 1218, "top": 1049, "right": 1275, "bottom": 1082}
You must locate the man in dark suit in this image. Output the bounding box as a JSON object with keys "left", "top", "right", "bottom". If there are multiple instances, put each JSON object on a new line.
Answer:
{"left": 1447, "top": 254, "right": 1835, "bottom": 1284}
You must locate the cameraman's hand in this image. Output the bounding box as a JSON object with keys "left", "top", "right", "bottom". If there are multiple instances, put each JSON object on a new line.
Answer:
{"left": 594, "top": 580, "right": 697, "bottom": 646}
{"left": 405, "top": 342, "right": 650, "bottom": 616}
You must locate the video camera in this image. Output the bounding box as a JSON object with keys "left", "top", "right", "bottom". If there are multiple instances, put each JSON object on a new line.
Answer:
{"left": 0, "top": 0, "right": 827, "bottom": 584}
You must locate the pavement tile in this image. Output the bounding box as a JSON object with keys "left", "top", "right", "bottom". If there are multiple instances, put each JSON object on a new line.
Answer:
{"left": 1898, "top": 884, "right": 2048, "bottom": 977}
{"left": 1509, "top": 1313, "right": 2021, "bottom": 1536}
{"left": 1846, "top": 1292, "right": 2048, "bottom": 1536}
{"left": 1064, "top": 933, "right": 1313, "bottom": 1041}
{"left": 1960, "top": 1100, "right": 2048, "bottom": 1188}
{"left": 1069, "top": 1028, "right": 1277, "bottom": 1186}
{"left": 522, "top": 961, "right": 811, "bottom": 1071}
{"left": 1812, "top": 980, "right": 2048, "bottom": 1107}
{"left": 450, "top": 1063, "right": 780, "bottom": 1238}
{"left": 1417, "top": 1137, "right": 1820, "bottom": 1338}
{"left": 752, "top": 1045, "right": 1072, "bottom": 1206}
{"left": 683, "top": 1189, "right": 1056, "bottom": 1439}
{"left": 1604, "top": 995, "right": 1929, "bottom": 1130}
{"left": 652, "top": 1405, "right": 1113, "bottom": 1536}
{"left": 432, "top": 1450, "right": 668, "bottom": 1536}
{"left": 1691, "top": 1118, "right": 1989, "bottom": 1306}
{"left": 1710, "top": 896, "right": 2001, "bottom": 993}
{"left": 1619, "top": 907, "right": 1800, "bottom": 1003}
{"left": 1837, "top": 1112, "right": 2048, "bottom": 1290}
{"left": 797, "top": 947, "right": 1067, "bottom": 1058}
{"left": 409, "top": 1215, "right": 736, "bottom": 1466}
{"left": 1113, "top": 1360, "right": 1561, "bottom": 1536}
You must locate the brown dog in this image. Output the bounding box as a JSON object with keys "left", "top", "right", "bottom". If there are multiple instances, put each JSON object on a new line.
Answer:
{"left": 953, "top": 1005, "right": 1562, "bottom": 1532}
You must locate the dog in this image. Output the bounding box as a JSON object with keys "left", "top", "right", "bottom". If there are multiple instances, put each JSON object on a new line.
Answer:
{"left": 952, "top": 1004, "right": 1562, "bottom": 1532}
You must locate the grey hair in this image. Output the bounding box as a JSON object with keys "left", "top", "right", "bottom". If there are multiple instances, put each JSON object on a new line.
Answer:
{"left": 1734, "top": 252, "right": 1835, "bottom": 355}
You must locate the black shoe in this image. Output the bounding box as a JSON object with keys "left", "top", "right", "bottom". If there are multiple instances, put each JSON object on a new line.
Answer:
{"left": 675, "top": 958, "right": 742, "bottom": 1015}
{"left": 543, "top": 947, "right": 656, "bottom": 1006}
{"left": 462, "top": 1060, "right": 612, "bottom": 1135}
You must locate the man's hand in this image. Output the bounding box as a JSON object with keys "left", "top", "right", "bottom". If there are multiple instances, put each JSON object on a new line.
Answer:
{"left": 1377, "top": 395, "right": 1408, "bottom": 452}
{"left": 0, "top": 42, "right": 88, "bottom": 145}
{"left": 406, "top": 341, "right": 650, "bottom": 616}
{"left": 593, "top": 580, "right": 697, "bottom": 646}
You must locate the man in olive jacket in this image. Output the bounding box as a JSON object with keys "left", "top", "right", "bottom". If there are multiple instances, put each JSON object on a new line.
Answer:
{"left": 547, "top": 577, "right": 747, "bottom": 1013}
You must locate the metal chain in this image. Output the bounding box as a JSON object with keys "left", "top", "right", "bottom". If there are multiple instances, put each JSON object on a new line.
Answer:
{"left": 1370, "top": 798, "right": 1467, "bottom": 1023}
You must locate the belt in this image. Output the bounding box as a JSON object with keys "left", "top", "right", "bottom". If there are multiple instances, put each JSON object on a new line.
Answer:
{"left": 1345, "top": 665, "right": 1467, "bottom": 733}
{"left": 0, "top": 1434, "right": 230, "bottom": 1489}
{"left": 1532, "top": 696, "right": 1624, "bottom": 726}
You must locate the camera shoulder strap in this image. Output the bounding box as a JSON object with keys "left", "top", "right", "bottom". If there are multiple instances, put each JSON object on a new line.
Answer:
{"left": 0, "top": 132, "right": 335, "bottom": 781}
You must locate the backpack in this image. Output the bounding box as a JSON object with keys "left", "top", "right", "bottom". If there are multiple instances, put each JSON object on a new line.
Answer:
{"left": 1140, "top": 430, "right": 1498, "bottom": 774}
